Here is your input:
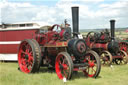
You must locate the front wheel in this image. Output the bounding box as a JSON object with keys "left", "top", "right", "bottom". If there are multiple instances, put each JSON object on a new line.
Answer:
{"left": 55, "top": 52, "right": 73, "bottom": 80}
{"left": 100, "top": 51, "right": 113, "bottom": 66}
{"left": 83, "top": 50, "right": 101, "bottom": 78}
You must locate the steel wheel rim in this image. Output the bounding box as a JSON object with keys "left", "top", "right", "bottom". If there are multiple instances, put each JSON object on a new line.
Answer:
{"left": 119, "top": 50, "right": 127, "bottom": 64}
{"left": 84, "top": 54, "right": 97, "bottom": 77}
{"left": 55, "top": 54, "right": 70, "bottom": 79}
{"left": 18, "top": 41, "right": 34, "bottom": 73}
{"left": 100, "top": 51, "right": 112, "bottom": 65}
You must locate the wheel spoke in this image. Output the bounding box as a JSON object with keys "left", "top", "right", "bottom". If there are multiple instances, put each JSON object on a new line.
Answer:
{"left": 92, "top": 67, "right": 96, "bottom": 74}
{"left": 91, "top": 60, "right": 96, "bottom": 64}
{"left": 21, "top": 59, "right": 26, "bottom": 65}
{"left": 92, "top": 67, "right": 96, "bottom": 73}
{"left": 63, "top": 70, "right": 68, "bottom": 78}
{"left": 91, "top": 67, "right": 93, "bottom": 74}
{"left": 22, "top": 61, "right": 29, "bottom": 72}
{"left": 28, "top": 51, "right": 33, "bottom": 56}
{"left": 21, "top": 49, "right": 26, "bottom": 54}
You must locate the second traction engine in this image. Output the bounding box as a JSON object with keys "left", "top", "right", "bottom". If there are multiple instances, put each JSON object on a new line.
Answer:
{"left": 85, "top": 20, "right": 128, "bottom": 65}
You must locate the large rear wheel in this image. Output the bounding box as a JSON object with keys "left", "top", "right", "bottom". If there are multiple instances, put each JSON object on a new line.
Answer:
{"left": 55, "top": 52, "right": 73, "bottom": 80}
{"left": 83, "top": 50, "right": 101, "bottom": 78}
{"left": 18, "top": 39, "right": 41, "bottom": 73}
{"left": 115, "top": 50, "right": 128, "bottom": 65}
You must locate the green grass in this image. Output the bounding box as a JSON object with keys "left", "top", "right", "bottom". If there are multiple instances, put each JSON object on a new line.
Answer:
{"left": 0, "top": 62, "right": 128, "bottom": 85}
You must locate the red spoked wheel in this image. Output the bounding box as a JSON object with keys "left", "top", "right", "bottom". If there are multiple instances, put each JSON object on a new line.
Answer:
{"left": 18, "top": 39, "right": 41, "bottom": 73}
{"left": 119, "top": 42, "right": 128, "bottom": 55}
{"left": 83, "top": 50, "right": 101, "bottom": 78}
{"left": 100, "top": 51, "right": 113, "bottom": 66}
{"left": 55, "top": 52, "right": 73, "bottom": 80}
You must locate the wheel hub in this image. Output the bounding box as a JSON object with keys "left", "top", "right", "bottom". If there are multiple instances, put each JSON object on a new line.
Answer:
{"left": 77, "top": 42, "right": 86, "bottom": 53}
{"left": 102, "top": 57, "right": 108, "bottom": 61}
{"left": 59, "top": 64, "right": 67, "bottom": 70}
{"left": 25, "top": 54, "right": 29, "bottom": 60}
{"left": 59, "top": 64, "right": 63, "bottom": 70}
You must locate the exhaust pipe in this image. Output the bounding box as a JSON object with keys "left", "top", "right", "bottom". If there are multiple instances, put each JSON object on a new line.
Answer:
{"left": 110, "top": 20, "right": 115, "bottom": 40}
{"left": 108, "top": 20, "right": 119, "bottom": 53}
{"left": 71, "top": 6, "right": 79, "bottom": 37}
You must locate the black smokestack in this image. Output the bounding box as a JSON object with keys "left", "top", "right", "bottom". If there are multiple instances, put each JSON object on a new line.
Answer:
{"left": 110, "top": 20, "right": 115, "bottom": 40}
{"left": 72, "top": 7, "right": 79, "bottom": 37}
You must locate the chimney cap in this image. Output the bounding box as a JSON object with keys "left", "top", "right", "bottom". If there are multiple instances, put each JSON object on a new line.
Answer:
{"left": 110, "top": 19, "right": 116, "bottom": 22}
{"left": 72, "top": 6, "right": 79, "bottom": 8}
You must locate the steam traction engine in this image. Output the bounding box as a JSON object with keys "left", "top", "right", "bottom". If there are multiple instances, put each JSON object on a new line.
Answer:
{"left": 18, "top": 7, "right": 101, "bottom": 80}
{"left": 85, "top": 20, "right": 128, "bottom": 65}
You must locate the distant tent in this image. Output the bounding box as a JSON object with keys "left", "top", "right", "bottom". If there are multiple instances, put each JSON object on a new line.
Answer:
{"left": 126, "top": 29, "right": 128, "bottom": 32}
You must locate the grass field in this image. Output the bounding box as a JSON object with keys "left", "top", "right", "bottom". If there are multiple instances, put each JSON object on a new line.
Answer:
{"left": 0, "top": 62, "right": 128, "bottom": 85}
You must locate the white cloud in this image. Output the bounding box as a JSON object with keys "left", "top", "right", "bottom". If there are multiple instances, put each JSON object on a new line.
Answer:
{"left": 0, "top": 1, "right": 36, "bottom": 23}
{"left": 96, "top": 1, "right": 128, "bottom": 27}
{"left": 0, "top": 0, "right": 128, "bottom": 29}
{"left": 80, "top": 0, "right": 104, "bottom": 4}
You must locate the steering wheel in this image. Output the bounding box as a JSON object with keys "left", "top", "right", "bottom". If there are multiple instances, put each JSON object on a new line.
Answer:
{"left": 86, "top": 31, "right": 96, "bottom": 42}
{"left": 51, "top": 24, "right": 62, "bottom": 33}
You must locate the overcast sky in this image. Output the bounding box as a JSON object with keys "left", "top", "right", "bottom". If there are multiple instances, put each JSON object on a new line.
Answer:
{"left": 0, "top": 0, "right": 128, "bottom": 29}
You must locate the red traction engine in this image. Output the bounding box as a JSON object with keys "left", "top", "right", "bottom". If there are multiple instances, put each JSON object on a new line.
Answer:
{"left": 85, "top": 20, "right": 128, "bottom": 65}
{"left": 18, "top": 7, "right": 101, "bottom": 80}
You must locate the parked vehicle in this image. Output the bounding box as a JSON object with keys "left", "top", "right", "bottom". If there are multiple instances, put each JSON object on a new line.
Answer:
{"left": 84, "top": 20, "right": 128, "bottom": 65}
{"left": 0, "top": 22, "right": 46, "bottom": 61}
{"left": 18, "top": 7, "right": 101, "bottom": 80}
